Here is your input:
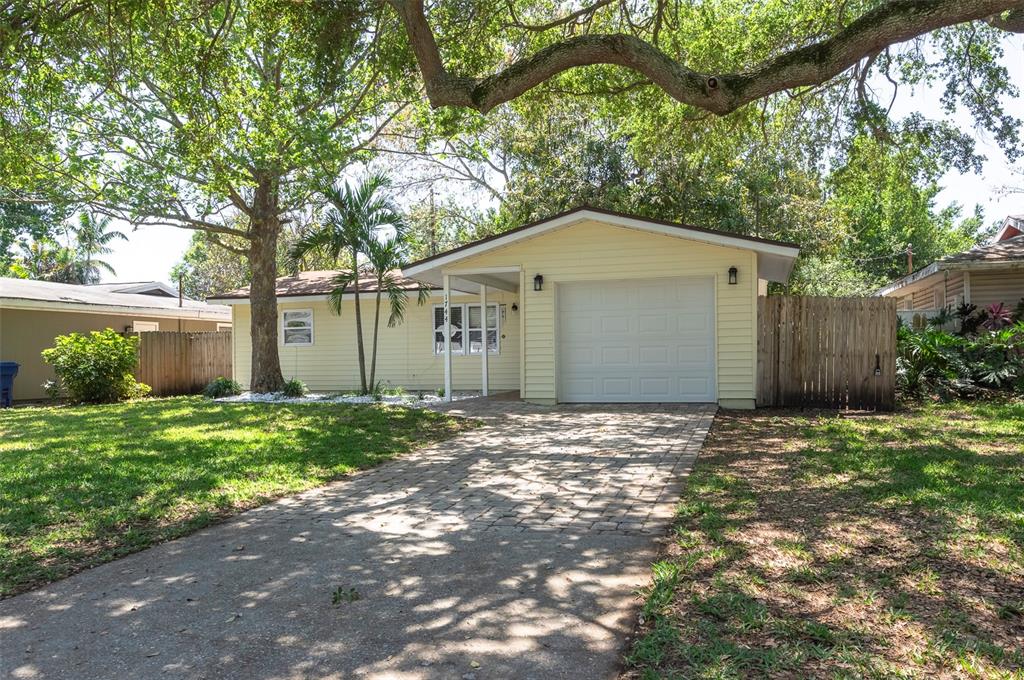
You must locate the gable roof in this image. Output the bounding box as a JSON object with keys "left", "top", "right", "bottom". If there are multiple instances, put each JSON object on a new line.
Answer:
{"left": 210, "top": 269, "right": 430, "bottom": 301}
{"left": 876, "top": 234, "right": 1024, "bottom": 297}
{"left": 87, "top": 281, "right": 179, "bottom": 297}
{"left": 403, "top": 206, "right": 801, "bottom": 283}
{"left": 0, "top": 277, "right": 230, "bottom": 320}
{"left": 992, "top": 214, "right": 1023, "bottom": 243}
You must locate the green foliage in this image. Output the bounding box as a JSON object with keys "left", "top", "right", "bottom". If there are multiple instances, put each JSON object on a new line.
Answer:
{"left": 170, "top": 216, "right": 338, "bottom": 300}
{"left": 72, "top": 212, "right": 126, "bottom": 284}
{"left": 897, "top": 324, "right": 1024, "bottom": 398}
{"left": 41, "top": 380, "right": 60, "bottom": 401}
{"left": 0, "top": 199, "right": 69, "bottom": 272}
{"left": 40, "top": 329, "right": 150, "bottom": 403}
{"left": 281, "top": 378, "right": 307, "bottom": 398}
{"left": 203, "top": 376, "right": 242, "bottom": 399}
{"left": 0, "top": 396, "right": 470, "bottom": 595}
{"left": 290, "top": 174, "right": 425, "bottom": 395}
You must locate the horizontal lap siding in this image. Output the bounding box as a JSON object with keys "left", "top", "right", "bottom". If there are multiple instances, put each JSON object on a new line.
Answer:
{"left": 447, "top": 220, "right": 757, "bottom": 403}
{"left": 970, "top": 270, "right": 1024, "bottom": 309}
{"left": 945, "top": 272, "right": 964, "bottom": 304}
{"left": 232, "top": 291, "right": 520, "bottom": 392}
{"left": 0, "top": 307, "right": 221, "bottom": 400}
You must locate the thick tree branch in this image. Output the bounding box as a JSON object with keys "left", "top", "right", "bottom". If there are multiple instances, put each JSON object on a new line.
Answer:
{"left": 388, "top": 0, "right": 1024, "bottom": 115}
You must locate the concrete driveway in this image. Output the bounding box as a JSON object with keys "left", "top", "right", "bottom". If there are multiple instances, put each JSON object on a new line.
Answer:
{"left": 0, "top": 398, "right": 714, "bottom": 680}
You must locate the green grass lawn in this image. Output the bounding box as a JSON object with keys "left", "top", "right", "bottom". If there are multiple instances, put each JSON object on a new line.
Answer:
{"left": 626, "top": 400, "right": 1024, "bottom": 680}
{"left": 0, "top": 397, "right": 472, "bottom": 598}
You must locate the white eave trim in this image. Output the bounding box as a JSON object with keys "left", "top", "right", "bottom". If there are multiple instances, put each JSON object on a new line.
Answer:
{"left": 0, "top": 297, "right": 231, "bottom": 321}
{"left": 875, "top": 262, "right": 941, "bottom": 297}
{"left": 402, "top": 210, "right": 800, "bottom": 280}
{"left": 875, "top": 258, "right": 1024, "bottom": 297}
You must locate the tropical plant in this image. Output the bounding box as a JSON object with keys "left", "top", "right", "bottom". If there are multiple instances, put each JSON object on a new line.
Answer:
{"left": 364, "top": 235, "right": 430, "bottom": 391}
{"left": 73, "top": 212, "right": 125, "bottom": 283}
{"left": 41, "top": 329, "right": 151, "bottom": 403}
{"left": 7, "top": 237, "right": 80, "bottom": 282}
{"left": 983, "top": 302, "right": 1013, "bottom": 330}
{"left": 281, "top": 378, "right": 307, "bottom": 398}
{"left": 897, "top": 323, "right": 1024, "bottom": 398}
{"left": 954, "top": 301, "right": 986, "bottom": 336}
{"left": 290, "top": 175, "right": 414, "bottom": 395}
{"left": 927, "top": 305, "right": 955, "bottom": 328}
{"left": 203, "top": 376, "right": 242, "bottom": 399}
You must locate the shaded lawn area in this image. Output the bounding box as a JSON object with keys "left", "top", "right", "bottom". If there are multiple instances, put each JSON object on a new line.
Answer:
{"left": 626, "top": 401, "right": 1024, "bottom": 679}
{"left": 0, "top": 397, "right": 473, "bottom": 598}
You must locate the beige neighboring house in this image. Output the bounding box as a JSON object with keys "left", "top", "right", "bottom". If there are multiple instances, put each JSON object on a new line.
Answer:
{"left": 0, "top": 278, "right": 231, "bottom": 400}
{"left": 212, "top": 207, "right": 800, "bottom": 409}
{"left": 876, "top": 215, "right": 1024, "bottom": 327}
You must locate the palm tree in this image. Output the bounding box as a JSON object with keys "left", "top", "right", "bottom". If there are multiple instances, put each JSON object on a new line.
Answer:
{"left": 289, "top": 174, "right": 404, "bottom": 394}
{"left": 364, "top": 236, "right": 430, "bottom": 390}
{"left": 12, "top": 237, "right": 84, "bottom": 283}
{"left": 74, "top": 212, "right": 126, "bottom": 283}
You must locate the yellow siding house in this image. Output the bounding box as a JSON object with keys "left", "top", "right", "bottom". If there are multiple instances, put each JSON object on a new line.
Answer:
{"left": 213, "top": 208, "right": 800, "bottom": 409}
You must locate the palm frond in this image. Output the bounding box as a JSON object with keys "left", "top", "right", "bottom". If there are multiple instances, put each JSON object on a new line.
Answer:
{"left": 327, "top": 270, "right": 360, "bottom": 315}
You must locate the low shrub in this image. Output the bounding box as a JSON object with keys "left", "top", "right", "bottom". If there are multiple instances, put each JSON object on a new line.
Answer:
{"left": 897, "top": 322, "right": 1024, "bottom": 399}
{"left": 282, "top": 378, "right": 307, "bottom": 398}
{"left": 41, "top": 379, "right": 61, "bottom": 401}
{"left": 203, "top": 376, "right": 242, "bottom": 398}
{"left": 41, "top": 329, "right": 151, "bottom": 403}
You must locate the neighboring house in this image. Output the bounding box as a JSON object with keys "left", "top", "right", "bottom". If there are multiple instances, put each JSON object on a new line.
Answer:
{"left": 876, "top": 215, "right": 1024, "bottom": 326}
{"left": 0, "top": 278, "right": 231, "bottom": 400}
{"left": 86, "top": 281, "right": 181, "bottom": 297}
{"left": 212, "top": 207, "right": 800, "bottom": 409}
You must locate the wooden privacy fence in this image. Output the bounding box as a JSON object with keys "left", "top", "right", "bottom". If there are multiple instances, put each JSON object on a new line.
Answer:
{"left": 136, "top": 331, "right": 232, "bottom": 396}
{"left": 757, "top": 296, "right": 897, "bottom": 411}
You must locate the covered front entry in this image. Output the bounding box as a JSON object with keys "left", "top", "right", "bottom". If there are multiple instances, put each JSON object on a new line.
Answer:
{"left": 557, "top": 277, "right": 716, "bottom": 402}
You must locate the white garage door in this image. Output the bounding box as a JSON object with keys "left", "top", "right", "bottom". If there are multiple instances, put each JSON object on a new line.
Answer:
{"left": 557, "top": 277, "right": 716, "bottom": 402}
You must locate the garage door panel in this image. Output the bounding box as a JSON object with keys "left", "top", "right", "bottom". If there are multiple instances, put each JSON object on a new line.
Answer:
{"left": 679, "top": 377, "right": 712, "bottom": 397}
{"left": 638, "top": 346, "right": 670, "bottom": 365}
{"left": 637, "top": 313, "right": 670, "bottom": 333}
{"left": 599, "top": 315, "right": 632, "bottom": 334}
{"left": 600, "top": 377, "right": 633, "bottom": 397}
{"left": 558, "top": 277, "right": 715, "bottom": 403}
{"left": 639, "top": 376, "right": 671, "bottom": 397}
{"left": 600, "top": 346, "right": 633, "bottom": 365}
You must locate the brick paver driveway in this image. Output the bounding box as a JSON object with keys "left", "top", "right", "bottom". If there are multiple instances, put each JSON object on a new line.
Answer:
{"left": 1, "top": 398, "right": 715, "bottom": 680}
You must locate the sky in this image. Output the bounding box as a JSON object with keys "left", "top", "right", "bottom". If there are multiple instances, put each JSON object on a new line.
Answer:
{"left": 101, "top": 35, "right": 1024, "bottom": 284}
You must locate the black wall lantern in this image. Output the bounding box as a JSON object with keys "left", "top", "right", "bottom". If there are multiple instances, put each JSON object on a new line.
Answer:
{"left": 728, "top": 266, "right": 738, "bottom": 285}
{"left": 533, "top": 274, "right": 544, "bottom": 291}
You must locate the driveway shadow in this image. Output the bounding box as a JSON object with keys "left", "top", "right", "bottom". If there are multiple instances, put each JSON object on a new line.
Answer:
{"left": 1, "top": 403, "right": 715, "bottom": 680}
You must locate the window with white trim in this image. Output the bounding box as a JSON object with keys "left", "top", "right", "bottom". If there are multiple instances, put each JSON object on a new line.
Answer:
{"left": 282, "top": 309, "right": 313, "bottom": 346}
{"left": 434, "top": 304, "right": 498, "bottom": 355}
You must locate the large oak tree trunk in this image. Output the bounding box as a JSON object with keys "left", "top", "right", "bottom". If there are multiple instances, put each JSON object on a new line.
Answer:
{"left": 247, "top": 176, "right": 285, "bottom": 393}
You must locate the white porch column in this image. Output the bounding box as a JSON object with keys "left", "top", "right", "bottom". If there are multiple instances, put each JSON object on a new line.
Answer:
{"left": 443, "top": 273, "right": 453, "bottom": 402}
{"left": 480, "top": 282, "right": 489, "bottom": 397}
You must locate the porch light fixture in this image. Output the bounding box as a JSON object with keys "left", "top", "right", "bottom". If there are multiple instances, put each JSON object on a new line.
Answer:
{"left": 728, "top": 266, "right": 738, "bottom": 285}
{"left": 533, "top": 274, "right": 544, "bottom": 292}
{"left": 511, "top": 302, "right": 519, "bottom": 312}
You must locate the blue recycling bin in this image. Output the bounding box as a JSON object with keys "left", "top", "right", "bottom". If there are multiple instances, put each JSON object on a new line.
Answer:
{"left": 1, "top": 362, "right": 19, "bottom": 408}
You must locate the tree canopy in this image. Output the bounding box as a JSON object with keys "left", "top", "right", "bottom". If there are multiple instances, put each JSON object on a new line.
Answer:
{"left": 2, "top": 0, "right": 1022, "bottom": 389}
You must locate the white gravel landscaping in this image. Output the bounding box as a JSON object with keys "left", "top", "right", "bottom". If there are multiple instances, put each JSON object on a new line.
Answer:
{"left": 215, "top": 390, "right": 478, "bottom": 406}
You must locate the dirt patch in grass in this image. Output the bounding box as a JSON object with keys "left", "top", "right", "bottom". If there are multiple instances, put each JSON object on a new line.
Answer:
{"left": 624, "top": 401, "right": 1024, "bottom": 679}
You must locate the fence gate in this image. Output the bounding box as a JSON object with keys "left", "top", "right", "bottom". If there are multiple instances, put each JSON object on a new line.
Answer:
{"left": 757, "top": 296, "right": 897, "bottom": 411}
{"left": 136, "top": 331, "right": 232, "bottom": 396}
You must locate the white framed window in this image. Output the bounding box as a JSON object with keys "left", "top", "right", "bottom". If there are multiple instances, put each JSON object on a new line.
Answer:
{"left": 434, "top": 303, "right": 499, "bottom": 355}
{"left": 132, "top": 321, "right": 159, "bottom": 333}
{"left": 216, "top": 323, "right": 232, "bottom": 332}
{"left": 282, "top": 309, "right": 313, "bottom": 346}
